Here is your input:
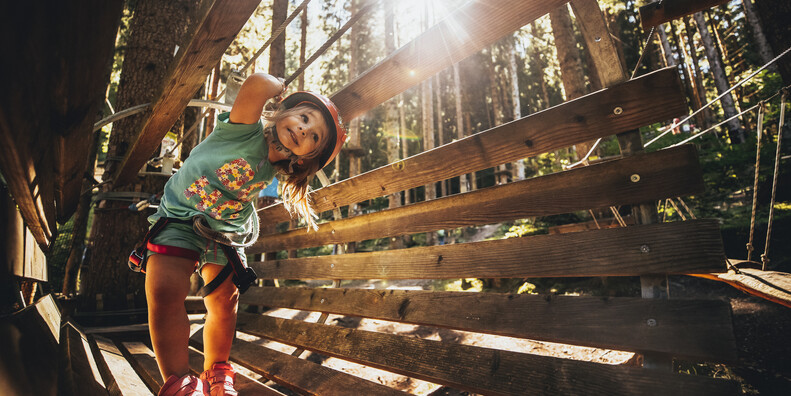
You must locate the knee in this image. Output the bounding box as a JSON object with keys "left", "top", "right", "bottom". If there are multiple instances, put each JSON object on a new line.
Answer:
{"left": 204, "top": 282, "right": 239, "bottom": 317}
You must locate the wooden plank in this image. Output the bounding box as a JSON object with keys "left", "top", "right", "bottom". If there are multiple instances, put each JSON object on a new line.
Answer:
{"left": 331, "top": 0, "right": 568, "bottom": 122}
{"left": 695, "top": 268, "right": 791, "bottom": 309}
{"left": 121, "top": 341, "right": 164, "bottom": 392}
{"left": 251, "top": 146, "right": 703, "bottom": 251}
{"left": 92, "top": 335, "right": 152, "bottom": 396}
{"left": 0, "top": 294, "right": 61, "bottom": 395}
{"left": 639, "top": 0, "right": 730, "bottom": 29}
{"left": 239, "top": 287, "right": 736, "bottom": 362}
{"left": 51, "top": 0, "right": 124, "bottom": 220}
{"left": 236, "top": 313, "right": 738, "bottom": 395}
{"left": 251, "top": 220, "right": 726, "bottom": 280}
{"left": 0, "top": 1, "right": 123, "bottom": 242}
{"left": 570, "top": 0, "right": 628, "bottom": 86}
{"left": 113, "top": 0, "right": 261, "bottom": 186}
{"left": 60, "top": 322, "right": 107, "bottom": 396}
{"left": 258, "top": 68, "right": 687, "bottom": 226}
{"left": 190, "top": 328, "right": 406, "bottom": 395}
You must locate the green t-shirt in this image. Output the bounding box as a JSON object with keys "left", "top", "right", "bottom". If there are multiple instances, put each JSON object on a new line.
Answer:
{"left": 150, "top": 112, "right": 276, "bottom": 234}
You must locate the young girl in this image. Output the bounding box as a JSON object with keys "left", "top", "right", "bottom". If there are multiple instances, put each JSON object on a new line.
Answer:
{"left": 143, "top": 72, "right": 346, "bottom": 396}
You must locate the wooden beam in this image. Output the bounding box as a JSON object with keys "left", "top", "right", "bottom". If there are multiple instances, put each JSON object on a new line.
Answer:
{"left": 639, "top": 0, "right": 730, "bottom": 30}
{"left": 190, "top": 328, "right": 407, "bottom": 395}
{"left": 240, "top": 287, "right": 736, "bottom": 362}
{"left": 112, "top": 0, "right": 261, "bottom": 186}
{"left": 570, "top": 0, "right": 628, "bottom": 85}
{"left": 0, "top": 1, "right": 124, "bottom": 244}
{"left": 121, "top": 341, "right": 164, "bottom": 392}
{"left": 60, "top": 322, "right": 108, "bottom": 396}
{"left": 52, "top": 0, "right": 124, "bottom": 221}
{"left": 331, "top": 0, "right": 569, "bottom": 122}
{"left": 92, "top": 336, "right": 153, "bottom": 395}
{"left": 236, "top": 313, "right": 738, "bottom": 395}
{"left": 258, "top": 67, "right": 687, "bottom": 226}
{"left": 251, "top": 145, "right": 703, "bottom": 251}
{"left": 251, "top": 220, "right": 726, "bottom": 280}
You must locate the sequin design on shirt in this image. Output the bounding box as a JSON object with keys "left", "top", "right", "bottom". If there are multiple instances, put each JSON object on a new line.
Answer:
{"left": 184, "top": 158, "right": 267, "bottom": 220}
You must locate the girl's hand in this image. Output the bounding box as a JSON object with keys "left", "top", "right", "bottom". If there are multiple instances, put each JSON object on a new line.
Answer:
{"left": 230, "top": 73, "right": 286, "bottom": 124}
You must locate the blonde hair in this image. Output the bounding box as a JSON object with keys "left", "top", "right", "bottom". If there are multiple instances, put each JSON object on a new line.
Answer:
{"left": 265, "top": 104, "right": 332, "bottom": 231}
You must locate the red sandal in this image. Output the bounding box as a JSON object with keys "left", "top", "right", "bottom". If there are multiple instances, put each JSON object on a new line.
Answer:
{"left": 158, "top": 373, "right": 208, "bottom": 396}
{"left": 200, "top": 362, "right": 238, "bottom": 396}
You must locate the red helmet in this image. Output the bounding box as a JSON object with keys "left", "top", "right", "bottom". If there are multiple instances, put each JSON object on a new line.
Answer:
{"left": 280, "top": 91, "right": 348, "bottom": 170}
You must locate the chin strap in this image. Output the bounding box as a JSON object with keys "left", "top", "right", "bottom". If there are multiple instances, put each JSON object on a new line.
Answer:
{"left": 263, "top": 124, "right": 299, "bottom": 172}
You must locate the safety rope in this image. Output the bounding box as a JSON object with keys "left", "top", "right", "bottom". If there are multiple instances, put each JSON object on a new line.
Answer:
{"left": 761, "top": 89, "right": 787, "bottom": 270}
{"left": 564, "top": 9, "right": 663, "bottom": 171}
{"left": 746, "top": 102, "right": 765, "bottom": 262}
{"left": 645, "top": 44, "right": 791, "bottom": 147}
{"left": 283, "top": 0, "right": 381, "bottom": 86}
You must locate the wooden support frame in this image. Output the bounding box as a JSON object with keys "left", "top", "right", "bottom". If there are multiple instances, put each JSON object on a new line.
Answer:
{"left": 251, "top": 220, "right": 726, "bottom": 280}
{"left": 236, "top": 313, "right": 738, "bottom": 395}
{"left": 112, "top": 0, "right": 261, "bottom": 186}
{"left": 240, "top": 287, "right": 737, "bottom": 362}
{"left": 251, "top": 145, "right": 703, "bottom": 251}
{"left": 258, "top": 67, "right": 687, "bottom": 226}
{"left": 639, "top": 0, "right": 730, "bottom": 30}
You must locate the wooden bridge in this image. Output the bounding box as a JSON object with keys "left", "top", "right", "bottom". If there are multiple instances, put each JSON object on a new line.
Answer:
{"left": 4, "top": 0, "right": 780, "bottom": 394}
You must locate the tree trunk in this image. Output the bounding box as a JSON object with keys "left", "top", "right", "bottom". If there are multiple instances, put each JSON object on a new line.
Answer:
{"left": 742, "top": 0, "right": 775, "bottom": 71}
{"left": 269, "top": 0, "right": 287, "bottom": 78}
{"left": 348, "top": 0, "right": 362, "bottom": 217}
{"left": 668, "top": 21, "right": 703, "bottom": 126}
{"left": 551, "top": 4, "right": 593, "bottom": 161}
{"left": 656, "top": 24, "right": 676, "bottom": 67}
{"left": 683, "top": 16, "right": 714, "bottom": 128}
{"left": 452, "top": 63, "right": 468, "bottom": 193}
{"left": 435, "top": 73, "right": 446, "bottom": 196}
{"left": 506, "top": 37, "right": 525, "bottom": 180}
{"left": 83, "top": 0, "right": 196, "bottom": 311}
{"left": 693, "top": 12, "right": 745, "bottom": 143}
{"left": 754, "top": 0, "right": 791, "bottom": 83}
{"left": 298, "top": 6, "right": 308, "bottom": 91}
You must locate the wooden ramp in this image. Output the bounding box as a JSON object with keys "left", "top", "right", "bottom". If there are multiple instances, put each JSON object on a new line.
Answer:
{"left": 695, "top": 261, "right": 791, "bottom": 309}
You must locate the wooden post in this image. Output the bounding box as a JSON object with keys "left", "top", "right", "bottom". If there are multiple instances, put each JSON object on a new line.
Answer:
{"left": 571, "top": 0, "right": 671, "bottom": 370}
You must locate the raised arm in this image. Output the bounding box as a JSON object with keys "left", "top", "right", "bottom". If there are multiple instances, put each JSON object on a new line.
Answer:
{"left": 229, "top": 73, "right": 285, "bottom": 124}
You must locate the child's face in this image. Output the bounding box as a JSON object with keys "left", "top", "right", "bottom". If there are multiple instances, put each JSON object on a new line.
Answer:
{"left": 275, "top": 107, "right": 329, "bottom": 157}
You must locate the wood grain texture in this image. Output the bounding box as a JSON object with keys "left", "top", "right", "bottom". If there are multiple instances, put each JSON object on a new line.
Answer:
{"left": 251, "top": 145, "right": 703, "bottom": 251}
{"left": 330, "top": 0, "right": 569, "bottom": 122}
{"left": 639, "top": 0, "right": 730, "bottom": 29}
{"left": 93, "top": 336, "right": 153, "bottom": 395}
{"left": 186, "top": 345, "right": 284, "bottom": 395}
{"left": 570, "top": 0, "right": 628, "bottom": 86}
{"left": 239, "top": 287, "right": 736, "bottom": 362}
{"left": 61, "top": 323, "right": 108, "bottom": 396}
{"left": 236, "top": 313, "right": 738, "bottom": 395}
{"left": 258, "top": 68, "right": 687, "bottom": 226}
{"left": 190, "top": 328, "right": 407, "bottom": 396}
{"left": 121, "top": 341, "right": 164, "bottom": 392}
{"left": 251, "top": 220, "right": 726, "bottom": 280}
{"left": 113, "top": 0, "right": 260, "bottom": 185}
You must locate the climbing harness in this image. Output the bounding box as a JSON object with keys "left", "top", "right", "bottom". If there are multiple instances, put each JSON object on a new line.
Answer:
{"left": 128, "top": 216, "right": 258, "bottom": 296}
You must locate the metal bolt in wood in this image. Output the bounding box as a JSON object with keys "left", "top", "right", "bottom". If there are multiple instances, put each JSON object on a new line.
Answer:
{"left": 613, "top": 106, "right": 623, "bottom": 115}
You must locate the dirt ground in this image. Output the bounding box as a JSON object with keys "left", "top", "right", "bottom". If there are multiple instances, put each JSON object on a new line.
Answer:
{"left": 233, "top": 275, "right": 791, "bottom": 395}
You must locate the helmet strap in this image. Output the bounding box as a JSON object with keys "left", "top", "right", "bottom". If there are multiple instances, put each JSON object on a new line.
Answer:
{"left": 262, "top": 125, "right": 300, "bottom": 173}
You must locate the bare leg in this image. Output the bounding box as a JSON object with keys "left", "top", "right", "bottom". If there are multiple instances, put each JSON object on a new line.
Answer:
{"left": 145, "top": 254, "right": 197, "bottom": 380}
{"left": 201, "top": 263, "right": 239, "bottom": 370}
